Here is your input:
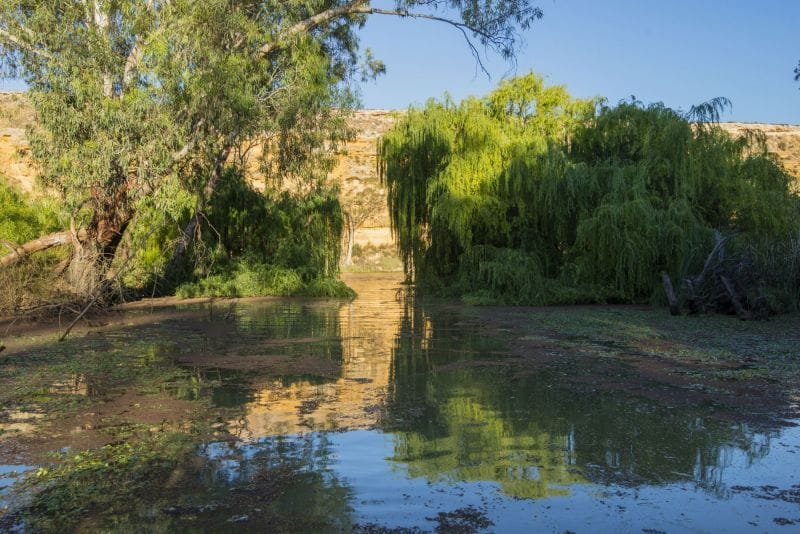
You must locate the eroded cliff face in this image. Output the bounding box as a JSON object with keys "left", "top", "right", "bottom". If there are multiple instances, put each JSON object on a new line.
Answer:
{"left": 0, "top": 93, "right": 37, "bottom": 194}
{"left": 329, "top": 110, "right": 399, "bottom": 248}
{"left": 3, "top": 92, "right": 799, "bottom": 253}
{"left": 718, "top": 123, "right": 800, "bottom": 186}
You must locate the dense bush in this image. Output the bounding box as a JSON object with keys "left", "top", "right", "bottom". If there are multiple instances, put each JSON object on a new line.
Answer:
{"left": 0, "top": 181, "right": 67, "bottom": 313}
{"left": 1, "top": 166, "right": 354, "bottom": 307}
{"left": 380, "top": 74, "right": 800, "bottom": 310}
{"left": 0, "top": 180, "right": 63, "bottom": 243}
{"left": 172, "top": 169, "right": 353, "bottom": 299}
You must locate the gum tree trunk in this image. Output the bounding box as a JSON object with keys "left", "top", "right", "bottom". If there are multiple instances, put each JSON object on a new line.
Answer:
{"left": 65, "top": 190, "right": 134, "bottom": 298}
{"left": 344, "top": 217, "right": 356, "bottom": 266}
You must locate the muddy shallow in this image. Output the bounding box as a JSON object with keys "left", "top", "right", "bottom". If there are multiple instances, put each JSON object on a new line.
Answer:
{"left": 1, "top": 273, "right": 799, "bottom": 532}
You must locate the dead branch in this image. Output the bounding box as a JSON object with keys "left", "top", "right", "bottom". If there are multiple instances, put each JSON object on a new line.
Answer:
{"left": 660, "top": 271, "right": 680, "bottom": 316}
{"left": 0, "top": 229, "right": 87, "bottom": 269}
{"left": 672, "top": 230, "right": 769, "bottom": 320}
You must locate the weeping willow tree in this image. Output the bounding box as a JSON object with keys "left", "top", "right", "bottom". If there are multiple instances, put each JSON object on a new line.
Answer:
{"left": 380, "top": 74, "right": 800, "bottom": 308}
{"left": 380, "top": 73, "right": 597, "bottom": 283}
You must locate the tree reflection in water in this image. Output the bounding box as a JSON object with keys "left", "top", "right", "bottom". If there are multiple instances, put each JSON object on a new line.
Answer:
{"left": 386, "top": 300, "right": 775, "bottom": 499}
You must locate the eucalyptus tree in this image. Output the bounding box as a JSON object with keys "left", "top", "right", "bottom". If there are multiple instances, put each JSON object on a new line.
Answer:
{"left": 0, "top": 0, "right": 543, "bottom": 297}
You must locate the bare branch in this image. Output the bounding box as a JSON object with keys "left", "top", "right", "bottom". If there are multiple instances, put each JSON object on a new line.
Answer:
{"left": 0, "top": 230, "right": 87, "bottom": 269}
{"left": 258, "top": 1, "right": 507, "bottom": 74}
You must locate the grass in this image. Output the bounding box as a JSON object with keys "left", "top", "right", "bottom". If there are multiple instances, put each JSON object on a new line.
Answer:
{"left": 175, "top": 261, "right": 355, "bottom": 299}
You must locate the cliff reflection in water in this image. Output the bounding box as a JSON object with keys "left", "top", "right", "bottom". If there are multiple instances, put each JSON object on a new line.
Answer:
{"left": 227, "top": 273, "right": 402, "bottom": 437}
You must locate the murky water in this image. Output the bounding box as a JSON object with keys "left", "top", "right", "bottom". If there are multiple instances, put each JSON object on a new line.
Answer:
{"left": 2, "top": 273, "right": 800, "bottom": 531}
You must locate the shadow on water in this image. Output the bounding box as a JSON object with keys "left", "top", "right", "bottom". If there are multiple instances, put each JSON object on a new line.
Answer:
{"left": 2, "top": 273, "right": 800, "bottom": 531}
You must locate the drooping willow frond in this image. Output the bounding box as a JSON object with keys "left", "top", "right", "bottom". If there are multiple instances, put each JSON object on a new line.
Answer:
{"left": 685, "top": 97, "right": 732, "bottom": 124}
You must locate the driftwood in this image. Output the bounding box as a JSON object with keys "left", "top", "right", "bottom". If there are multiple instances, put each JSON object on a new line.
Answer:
{"left": 663, "top": 230, "right": 769, "bottom": 320}
{"left": 660, "top": 271, "right": 680, "bottom": 316}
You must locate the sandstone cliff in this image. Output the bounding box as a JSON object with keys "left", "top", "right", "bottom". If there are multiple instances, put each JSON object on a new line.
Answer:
{"left": 718, "top": 123, "right": 800, "bottom": 184}
{"left": 3, "top": 93, "right": 799, "bottom": 258}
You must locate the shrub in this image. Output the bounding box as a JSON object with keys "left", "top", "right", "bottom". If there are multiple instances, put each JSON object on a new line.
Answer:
{"left": 0, "top": 181, "right": 66, "bottom": 314}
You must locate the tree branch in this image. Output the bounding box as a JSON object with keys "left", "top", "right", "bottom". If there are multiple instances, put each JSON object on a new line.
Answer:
{"left": 259, "top": 0, "right": 370, "bottom": 57}
{"left": 0, "top": 230, "right": 87, "bottom": 269}
{"left": 258, "top": 2, "right": 504, "bottom": 74}
{"left": 121, "top": 0, "right": 161, "bottom": 89}
{"left": 0, "top": 27, "right": 53, "bottom": 61}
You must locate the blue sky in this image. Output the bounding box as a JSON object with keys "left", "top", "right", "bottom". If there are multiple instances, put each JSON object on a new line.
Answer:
{"left": 2, "top": 1, "right": 797, "bottom": 123}
{"left": 356, "top": 0, "right": 800, "bottom": 124}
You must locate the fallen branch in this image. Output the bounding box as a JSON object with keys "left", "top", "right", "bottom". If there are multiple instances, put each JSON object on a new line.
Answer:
{"left": 58, "top": 288, "right": 104, "bottom": 342}
{"left": 660, "top": 271, "right": 680, "bottom": 316}
{"left": 718, "top": 273, "right": 752, "bottom": 321}
{"left": 671, "top": 230, "right": 768, "bottom": 320}
{"left": 0, "top": 229, "right": 87, "bottom": 269}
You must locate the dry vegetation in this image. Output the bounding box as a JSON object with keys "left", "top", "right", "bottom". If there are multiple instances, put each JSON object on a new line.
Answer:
{"left": 0, "top": 93, "right": 38, "bottom": 194}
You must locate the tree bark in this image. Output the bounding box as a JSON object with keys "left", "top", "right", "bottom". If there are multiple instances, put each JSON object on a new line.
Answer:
{"left": 718, "top": 274, "right": 752, "bottom": 321}
{"left": 65, "top": 195, "right": 134, "bottom": 298}
{"left": 0, "top": 230, "right": 87, "bottom": 268}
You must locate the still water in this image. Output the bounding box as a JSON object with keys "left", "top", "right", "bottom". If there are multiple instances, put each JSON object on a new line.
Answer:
{"left": 4, "top": 273, "right": 800, "bottom": 531}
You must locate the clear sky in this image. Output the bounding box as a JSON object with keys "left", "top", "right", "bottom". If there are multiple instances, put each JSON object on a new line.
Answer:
{"left": 356, "top": 0, "right": 800, "bottom": 124}
{"left": 1, "top": 1, "right": 797, "bottom": 123}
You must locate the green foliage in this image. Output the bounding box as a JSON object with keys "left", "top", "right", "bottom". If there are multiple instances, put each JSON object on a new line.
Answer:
{"left": 173, "top": 170, "right": 353, "bottom": 299}
{"left": 0, "top": 180, "right": 63, "bottom": 243}
{"left": 381, "top": 75, "right": 800, "bottom": 308}
{"left": 0, "top": 181, "right": 67, "bottom": 313}
{"left": 121, "top": 176, "right": 196, "bottom": 289}
{"left": 1, "top": 0, "right": 544, "bottom": 297}
{"left": 301, "top": 277, "right": 357, "bottom": 298}
{"left": 175, "top": 260, "right": 354, "bottom": 299}
{"left": 745, "top": 233, "right": 800, "bottom": 313}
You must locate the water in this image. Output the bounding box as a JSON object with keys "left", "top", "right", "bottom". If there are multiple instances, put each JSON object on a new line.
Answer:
{"left": 2, "top": 272, "right": 799, "bottom": 531}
